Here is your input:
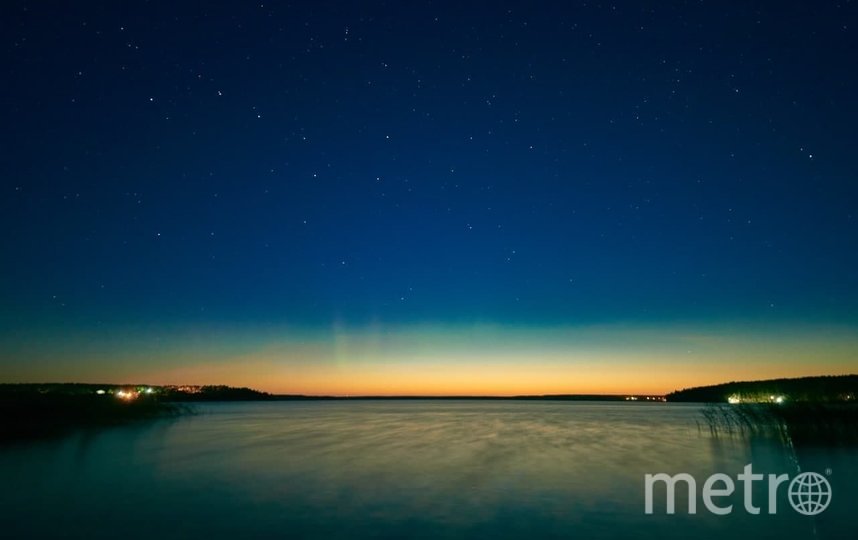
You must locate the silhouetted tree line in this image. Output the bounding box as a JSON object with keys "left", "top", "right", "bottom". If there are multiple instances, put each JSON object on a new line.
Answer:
{"left": 161, "top": 385, "right": 272, "bottom": 401}
{"left": 667, "top": 375, "right": 858, "bottom": 403}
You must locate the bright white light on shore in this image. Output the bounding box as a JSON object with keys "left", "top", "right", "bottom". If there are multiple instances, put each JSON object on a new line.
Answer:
{"left": 145, "top": 387, "right": 154, "bottom": 394}
{"left": 96, "top": 390, "right": 106, "bottom": 395}
{"left": 775, "top": 396, "right": 785, "bottom": 404}
{"left": 727, "top": 395, "right": 741, "bottom": 404}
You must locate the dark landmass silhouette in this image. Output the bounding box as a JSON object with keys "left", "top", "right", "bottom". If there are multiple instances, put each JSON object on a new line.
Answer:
{"left": 0, "top": 390, "right": 183, "bottom": 443}
{"left": 671, "top": 375, "right": 858, "bottom": 449}
{"left": 0, "top": 383, "right": 663, "bottom": 402}
{"left": 3, "top": 375, "right": 857, "bottom": 443}
{"left": 666, "top": 374, "right": 858, "bottom": 403}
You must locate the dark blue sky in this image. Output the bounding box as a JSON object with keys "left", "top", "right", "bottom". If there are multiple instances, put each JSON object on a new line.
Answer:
{"left": 2, "top": 2, "right": 857, "bottom": 390}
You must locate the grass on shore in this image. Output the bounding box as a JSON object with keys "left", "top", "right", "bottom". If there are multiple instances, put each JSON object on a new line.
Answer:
{"left": 700, "top": 402, "right": 858, "bottom": 446}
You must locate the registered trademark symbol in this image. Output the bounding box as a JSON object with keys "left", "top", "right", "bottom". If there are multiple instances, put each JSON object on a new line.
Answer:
{"left": 825, "top": 468, "right": 833, "bottom": 476}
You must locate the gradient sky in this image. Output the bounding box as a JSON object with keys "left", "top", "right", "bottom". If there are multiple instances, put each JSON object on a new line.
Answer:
{"left": 2, "top": 2, "right": 857, "bottom": 394}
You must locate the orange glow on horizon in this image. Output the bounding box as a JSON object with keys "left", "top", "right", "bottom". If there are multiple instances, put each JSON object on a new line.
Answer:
{"left": 142, "top": 358, "right": 858, "bottom": 397}
{"left": 6, "top": 323, "right": 858, "bottom": 396}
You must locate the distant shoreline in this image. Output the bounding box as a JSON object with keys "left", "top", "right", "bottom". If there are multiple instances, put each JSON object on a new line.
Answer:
{"left": 3, "top": 376, "right": 857, "bottom": 443}
{"left": 2, "top": 374, "right": 857, "bottom": 405}
{"left": 0, "top": 383, "right": 665, "bottom": 403}
{"left": 261, "top": 394, "right": 666, "bottom": 401}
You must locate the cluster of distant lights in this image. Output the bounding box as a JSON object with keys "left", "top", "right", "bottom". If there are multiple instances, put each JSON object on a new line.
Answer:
{"left": 624, "top": 396, "right": 667, "bottom": 402}
{"left": 727, "top": 394, "right": 786, "bottom": 405}
{"left": 95, "top": 388, "right": 155, "bottom": 401}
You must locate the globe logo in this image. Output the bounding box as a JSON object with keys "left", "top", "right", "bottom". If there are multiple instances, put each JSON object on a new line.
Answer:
{"left": 788, "top": 472, "right": 832, "bottom": 516}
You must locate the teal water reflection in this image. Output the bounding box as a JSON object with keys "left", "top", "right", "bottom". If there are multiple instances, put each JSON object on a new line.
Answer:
{"left": 0, "top": 401, "right": 853, "bottom": 539}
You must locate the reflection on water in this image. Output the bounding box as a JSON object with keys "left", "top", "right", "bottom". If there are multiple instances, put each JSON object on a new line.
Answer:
{"left": 0, "top": 401, "right": 854, "bottom": 539}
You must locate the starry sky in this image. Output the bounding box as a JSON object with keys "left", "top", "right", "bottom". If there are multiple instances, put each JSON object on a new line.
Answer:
{"left": 2, "top": 1, "right": 857, "bottom": 395}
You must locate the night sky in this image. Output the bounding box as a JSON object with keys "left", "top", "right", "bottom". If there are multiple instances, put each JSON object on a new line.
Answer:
{"left": 2, "top": 2, "right": 857, "bottom": 394}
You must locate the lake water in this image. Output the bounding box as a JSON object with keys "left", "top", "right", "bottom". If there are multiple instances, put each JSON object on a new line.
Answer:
{"left": 0, "top": 401, "right": 854, "bottom": 539}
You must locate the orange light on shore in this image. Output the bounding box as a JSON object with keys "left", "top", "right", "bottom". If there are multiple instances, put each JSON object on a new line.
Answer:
{"left": 115, "top": 390, "right": 138, "bottom": 401}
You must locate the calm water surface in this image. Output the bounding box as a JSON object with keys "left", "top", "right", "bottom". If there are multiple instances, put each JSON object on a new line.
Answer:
{"left": 1, "top": 401, "right": 854, "bottom": 539}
